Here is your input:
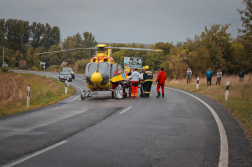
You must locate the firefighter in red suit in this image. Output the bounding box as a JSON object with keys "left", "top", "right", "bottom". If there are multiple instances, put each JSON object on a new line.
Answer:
{"left": 129, "top": 68, "right": 141, "bottom": 97}
{"left": 156, "top": 68, "right": 166, "bottom": 98}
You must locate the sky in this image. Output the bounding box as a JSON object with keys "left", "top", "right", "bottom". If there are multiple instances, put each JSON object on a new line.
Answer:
{"left": 0, "top": 0, "right": 246, "bottom": 44}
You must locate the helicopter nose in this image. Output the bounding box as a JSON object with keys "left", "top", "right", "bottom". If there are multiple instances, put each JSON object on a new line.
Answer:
{"left": 90, "top": 72, "right": 103, "bottom": 84}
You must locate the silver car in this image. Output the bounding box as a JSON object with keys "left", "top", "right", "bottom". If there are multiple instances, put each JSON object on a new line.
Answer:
{"left": 58, "top": 71, "right": 72, "bottom": 82}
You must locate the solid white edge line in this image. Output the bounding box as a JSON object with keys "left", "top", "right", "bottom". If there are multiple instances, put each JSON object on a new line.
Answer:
{"left": 67, "top": 95, "right": 80, "bottom": 102}
{"left": 69, "top": 83, "right": 83, "bottom": 92}
{"left": 119, "top": 106, "right": 132, "bottom": 114}
{"left": 3, "top": 140, "right": 68, "bottom": 167}
{"left": 165, "top": 87, "right": 228, "bottom": 167}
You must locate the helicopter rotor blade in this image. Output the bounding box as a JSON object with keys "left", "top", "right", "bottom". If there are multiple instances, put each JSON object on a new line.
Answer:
{"left": 33, "top": 47, "right": 99, "bottom": 55}
{"left": 104, "top": 47, "right": 162, "bottom": 52}
{"left": 33, "top": 46, "right": 162, "bottom": 55}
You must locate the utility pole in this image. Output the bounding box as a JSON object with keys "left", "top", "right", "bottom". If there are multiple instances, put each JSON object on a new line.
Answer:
{"left": 81, "top": 40, "right": 83, "bottom": 60}
{"left": 2, "top": 46, "right": 4, "bottom": 65}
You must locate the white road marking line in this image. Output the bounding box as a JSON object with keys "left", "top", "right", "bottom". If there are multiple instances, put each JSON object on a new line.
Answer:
{"left": 67, "top": 95, "right": 80, "bottom": 102}
{"left": 119, "top": 106, "right": 132, "bottom": 114}
{"left": 69, "top": 83, "right": 83, "bottom": 92}
{"left": 3, "top": 140, "right": 67, "bottom": 167}
{"left": 166, "top": 87, "right": 228, "bottom": 167}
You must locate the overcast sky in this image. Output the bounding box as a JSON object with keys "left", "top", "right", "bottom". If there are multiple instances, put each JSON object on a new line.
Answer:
{"left": 0, "top": 0, "right": 245, "bottom": 44}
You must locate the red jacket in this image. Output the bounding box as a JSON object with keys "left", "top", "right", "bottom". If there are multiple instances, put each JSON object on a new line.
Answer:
{"left": 156, "top": 71, "right": 166, "bottom": 84}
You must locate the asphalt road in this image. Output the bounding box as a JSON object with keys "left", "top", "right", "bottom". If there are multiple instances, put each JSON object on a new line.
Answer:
{"left": 0, "top": 70, "right": 251, "bottom": 167}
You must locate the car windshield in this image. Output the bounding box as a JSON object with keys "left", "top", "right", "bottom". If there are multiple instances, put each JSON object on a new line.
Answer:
{"left": 60, "top": 72, "right": 69, "bottom": 75}
{"left": 62, "top": 68, "right": 73, "bottom": 72}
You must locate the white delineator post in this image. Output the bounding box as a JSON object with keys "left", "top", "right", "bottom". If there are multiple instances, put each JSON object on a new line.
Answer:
{"left": 196, "top": 77, "right": 199, "bottom": 89}
{"left": 225, "top": 81, "right": 229, "bottom": 100}
{"left": 65, "top": 80, "right": 68, "bottom": 94}
{"left": 47, "top": 73, "right": 49, "bottom": 78}
{"left": 27, "top": 86, "right": 30, "bottom": 108}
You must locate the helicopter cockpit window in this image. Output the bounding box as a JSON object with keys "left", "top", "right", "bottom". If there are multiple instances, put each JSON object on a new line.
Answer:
{"left": 85, "top": 62, "right": 97, "bottom": 78}
{"left": 98, "top": 62, "right": 111, "bottom": 78}
{"left": 111, "top": 63, "right": 124, "bottom": 77}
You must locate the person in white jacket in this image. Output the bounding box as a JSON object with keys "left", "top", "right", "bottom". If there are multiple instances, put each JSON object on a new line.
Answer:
{"left": 216, "top": 69, "right": 222, "bottom": 85}
{"left": 186, "top": 68, "right": 192, "bottom": 84}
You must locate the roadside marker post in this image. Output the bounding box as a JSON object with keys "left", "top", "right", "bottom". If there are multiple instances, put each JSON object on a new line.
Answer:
{"left": 26, "top": 86, "right": 30, "bottom": 108}
{"left": 47, "top": 73, "right": 49, "bottom": 78}
{"left": 225, "top": 81, "right": 229, "bottom": 100}
{"left": 196, "top": 77, "right": 199, "bottom": 89}
{"left": 65, "top": 80, "right": 69, "bottom": 94}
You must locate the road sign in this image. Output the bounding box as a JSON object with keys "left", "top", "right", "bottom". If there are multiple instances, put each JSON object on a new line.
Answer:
{"left": 2, "top": 62, "right": 8, "bottom": 67}
{"left": 40, "top": 62, "right": 46, "bottom": 65}
{"left": 124, "top": 57, "right": 142, "bottom": 68}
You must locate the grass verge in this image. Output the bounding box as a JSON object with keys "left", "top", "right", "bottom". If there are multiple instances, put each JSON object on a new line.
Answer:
{"left": 0, "top": 72, "right": 76, "bottom": 116}
{"left": 153, "top": 74, "right": 252, "bottom": 140}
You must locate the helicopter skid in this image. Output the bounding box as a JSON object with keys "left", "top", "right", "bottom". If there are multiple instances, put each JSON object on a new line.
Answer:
{"left": 81, "top": 89, "right": 92, "bottom": 100}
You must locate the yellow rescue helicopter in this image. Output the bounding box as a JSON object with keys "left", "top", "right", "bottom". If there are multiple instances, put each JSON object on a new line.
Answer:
{"left": 35, "top": 44, "right": 161, "bottom": 100}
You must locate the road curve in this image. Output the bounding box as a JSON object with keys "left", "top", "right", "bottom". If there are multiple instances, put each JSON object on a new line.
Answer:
{"left": 0, "top": 71, "right": 251, "bottom": 167}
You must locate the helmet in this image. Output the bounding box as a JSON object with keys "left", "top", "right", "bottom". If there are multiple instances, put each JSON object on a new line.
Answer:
{"left": 144, "top": 65, "right": 149, "bottom": 70}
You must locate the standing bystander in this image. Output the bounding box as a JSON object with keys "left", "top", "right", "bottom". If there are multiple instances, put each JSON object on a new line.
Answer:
{"left": 205, "top": 68, "right": 213, "bottom": 86}
{"left": 216, "top": 69, "right": 222, "bottom": 85}
{"left": 156, "top": 68, "right": 167, "bottom": 98}
{"left": 238, "top": 68, "right": 245, "bottom": 82}
{"left": 186, "top": 68, "right": 192, "bottom": 84}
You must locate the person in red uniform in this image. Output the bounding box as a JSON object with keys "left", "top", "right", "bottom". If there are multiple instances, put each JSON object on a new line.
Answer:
{"left": 156, "top": 68, "right": 166, "bottom": 98}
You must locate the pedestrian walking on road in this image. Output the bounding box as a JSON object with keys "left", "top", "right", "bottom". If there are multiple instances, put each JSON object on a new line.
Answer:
{"left": 205, "top": 68, "right": 213, "bottom": 86}
{"left": 156, "top": 68, "right": 166, "bottom": 98}
{"left": 186, "top": 68, "right": 192, "bottom": 84}
{"left": 216, "top": 69, "right": 222, "bottom": 85}
{"left": 129, "top": 68, "right": 141, "bottom": 97}
{"left": 238, "top": 68, "right": 245, "bottom": 82}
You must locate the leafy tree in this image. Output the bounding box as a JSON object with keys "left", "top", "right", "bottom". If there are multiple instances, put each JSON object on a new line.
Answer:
{"left": 73, "top": 32, "right": 82, "bottom": 48}
{"left": 155, "top": 42, "right": 173, "bottom": 55}
{"left": 237, "top": 0, "right": 252, "bottom": 71}
{"left": 30, "top": 22, "right": 45, "bottom": 48}
{"left": 83, "top": 32, "right": 97, "bottom": 57}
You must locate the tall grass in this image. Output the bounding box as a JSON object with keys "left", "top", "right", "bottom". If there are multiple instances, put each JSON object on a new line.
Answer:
{"left": 0, "top": 72, "right": 75, "bottom": 116}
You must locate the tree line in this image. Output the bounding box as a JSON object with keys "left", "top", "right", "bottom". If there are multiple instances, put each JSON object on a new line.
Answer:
{"left": 1, "top": 0, "right": 251, "bottom": 78}
{"left": 0, "top": 18, "right": 96, "bottom": 69}
{"left": 111, "top": 0, "right": 252, "bottom": 79}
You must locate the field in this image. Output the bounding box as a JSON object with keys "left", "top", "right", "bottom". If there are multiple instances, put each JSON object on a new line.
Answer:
{"left": 0, "top": 72, "right": 76, "bottom": 116}
{"left": 153, "top": 73, "right": 252, "bottom": 139}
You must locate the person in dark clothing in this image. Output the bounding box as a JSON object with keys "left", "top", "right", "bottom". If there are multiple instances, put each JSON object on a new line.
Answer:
{"left": 142, "top": 65, "right": 153, "bottom": 97}
{"left": 205, "top": 68, "right": 213, "bottom": 86}
{"left": 156, "top": 68, "right": 166, "bottom": 98}
{"left": 239, "top": 68, "right": 245, "bottom": 82}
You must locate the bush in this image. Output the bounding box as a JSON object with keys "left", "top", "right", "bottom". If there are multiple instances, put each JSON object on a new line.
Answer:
{"left": 1, "top": 67, "right": 9, "bottom": 73}
{"left": 73, "top": 59, "right": 89, "bottom": 73}
{"left": 31, "top": 66, "right": 39, "bottom": 71}
{"left": 46, "top": 65, "right": 63, "bottom": 72}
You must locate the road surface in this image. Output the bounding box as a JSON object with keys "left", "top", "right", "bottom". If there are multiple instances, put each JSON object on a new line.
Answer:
{"left": 0, "top": 70, "right": 251, "bottom": 167}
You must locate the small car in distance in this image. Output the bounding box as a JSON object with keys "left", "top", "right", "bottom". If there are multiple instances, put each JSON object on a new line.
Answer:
{"left": 58, "top": 71, "right": 72, "bottom": 82}
{"left": 61, "top": 67, "right": 75, "bottom": 79}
